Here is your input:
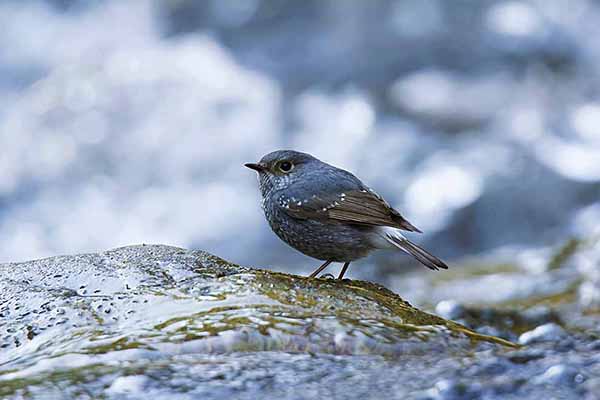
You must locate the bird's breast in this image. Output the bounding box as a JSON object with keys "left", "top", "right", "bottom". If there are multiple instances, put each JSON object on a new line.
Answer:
{"left": 261, "top": 195, "right": 376, "bottom": 262}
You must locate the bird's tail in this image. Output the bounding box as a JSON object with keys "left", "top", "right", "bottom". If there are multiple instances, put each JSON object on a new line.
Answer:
{"left": 384, "top": 232, "right": 448, "bottom": 271}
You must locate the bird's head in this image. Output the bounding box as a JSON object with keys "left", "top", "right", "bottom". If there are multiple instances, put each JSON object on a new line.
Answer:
{"left": 245, "top": 150, "right": 318, "bottom": 195}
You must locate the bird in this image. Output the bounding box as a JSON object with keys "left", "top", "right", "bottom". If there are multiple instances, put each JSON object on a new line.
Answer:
{"left": 245, "top": 150, "right": 448, "bottom": 279}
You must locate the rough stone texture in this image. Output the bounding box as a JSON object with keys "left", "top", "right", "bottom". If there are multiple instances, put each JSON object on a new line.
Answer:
{"left": 0, "top": 244, "right": 597, "bottom": 400}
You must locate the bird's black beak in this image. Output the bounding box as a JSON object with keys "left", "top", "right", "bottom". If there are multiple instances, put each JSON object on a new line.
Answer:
{"left": 244, "top": 162, "right": 266, "bottom": 172}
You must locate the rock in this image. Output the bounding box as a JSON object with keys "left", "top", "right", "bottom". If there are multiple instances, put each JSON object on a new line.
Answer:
{"left": 106, "top": 375, "right": 150, "bottom": 395}
{"left": 421, "top": 379, "right": 481, "bottom": 400}
{"left": 507, "top": 349, "right": 546, "bottom": 364}
{"left": 435, "top": 300, "right": 466, "bottom": 320}
{"left": 518, "top": 323, "right": 566, "bottom": 345}
{"left": 588, "top": 340, "right": 600, "bottom": 351}
{"left": 431, "top": 302, "right": 560, "bottom": 342}
{"left": 584, "top": 378, "right": 600, "bottom": 400}
{"left": 0, "top": 245, "right": 515, "bottom": 398}
{"left": 534, "top": 364, "right": 583, "bottom": 385}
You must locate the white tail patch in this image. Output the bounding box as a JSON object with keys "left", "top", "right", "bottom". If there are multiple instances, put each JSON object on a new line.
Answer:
{"left": 374, "top": 226, "right": 448, "bottom": 271}
{"left": 372, "top": 226, "right": 408, "bottom": 250}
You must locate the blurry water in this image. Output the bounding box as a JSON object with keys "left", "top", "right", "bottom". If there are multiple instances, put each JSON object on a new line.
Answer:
{"left": 1, "top": 0, "right": 599, "bottom": 276}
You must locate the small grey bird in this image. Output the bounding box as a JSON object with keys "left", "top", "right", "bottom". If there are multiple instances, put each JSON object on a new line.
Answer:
{"left": 245, "top": 150, "right": 448, "bottom": 279}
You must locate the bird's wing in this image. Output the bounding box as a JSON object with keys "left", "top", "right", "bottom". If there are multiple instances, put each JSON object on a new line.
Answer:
{"left": 284, "top": 188, "right": 421, "bottom": 232}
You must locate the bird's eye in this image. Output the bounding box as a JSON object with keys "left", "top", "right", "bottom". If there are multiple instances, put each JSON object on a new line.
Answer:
{"left": 278, "top": 161, "right": 293, "bottom": 173}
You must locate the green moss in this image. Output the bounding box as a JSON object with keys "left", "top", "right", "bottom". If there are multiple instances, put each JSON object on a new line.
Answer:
{"left": 548, "top": 238, "right": 582, "bottom": 270}
{"left": 250, "top": 269, "right": 518, "bottom": 348}
{"left": 0, "top": 363, "right": 157, "bottom": 398}
{"left": 499, "top": 281, "right": 581, "bottom": 310}
{"left": 85, "top": 337, "right": 150, "bottom": 354}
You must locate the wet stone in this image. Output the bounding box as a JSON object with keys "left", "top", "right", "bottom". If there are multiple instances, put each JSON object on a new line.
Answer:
{"left": 584, "top": 378, "right": 600, "bottom": 400}
{"left": 435, "top": 300, "right": 466, "bottom": 320}
{"left": 518, "top": 323, "right": 566, "bottom": 345}
{"left": 1, "top": 244, "right": 598, "bottom": 400}
{"left": 534, "top": 364, "right": 583, "bottom": 385}
{"left": 0, "top": 246, "right": 511, "bottom": 379}
{"left": 507, "top": 349, "right": 546, "bottom": 364}
{"left": 419, "top": 379, "right": 481, "bottom": 400}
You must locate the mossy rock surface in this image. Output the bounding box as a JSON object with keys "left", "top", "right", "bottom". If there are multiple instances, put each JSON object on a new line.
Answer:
{"left": 0, "top": 244, "right": 516, "bottom": 396}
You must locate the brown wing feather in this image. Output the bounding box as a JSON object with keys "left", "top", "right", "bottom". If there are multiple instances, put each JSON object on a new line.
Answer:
{"left": 286, "top": 189, "right": 421, "bottom": 232}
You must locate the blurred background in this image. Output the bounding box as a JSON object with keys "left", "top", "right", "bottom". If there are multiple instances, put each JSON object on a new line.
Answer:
{"left": 1, "top": 0, "right": 599, "bottom": 288}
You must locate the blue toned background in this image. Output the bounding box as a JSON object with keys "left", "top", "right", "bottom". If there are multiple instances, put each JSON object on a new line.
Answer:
{"left": 1, "top": 0, "right": 599, "bottom": 281}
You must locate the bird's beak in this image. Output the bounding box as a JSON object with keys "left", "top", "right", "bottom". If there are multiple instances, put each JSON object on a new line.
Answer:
{"left": 244, "top": 162, "right": 266, "bottom": 172}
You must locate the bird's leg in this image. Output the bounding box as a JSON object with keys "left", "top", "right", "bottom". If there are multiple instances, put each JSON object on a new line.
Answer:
{"left": 309, "top": 260, "right": 333, "bottom": 278}
{"left": 337, "top": 262, "right": 351, "bottom": 280}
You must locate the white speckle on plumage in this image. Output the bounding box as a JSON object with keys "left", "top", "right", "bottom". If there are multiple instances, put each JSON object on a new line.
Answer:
{"left": 322, "top": 208, "right": 327, "bottom": 211}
